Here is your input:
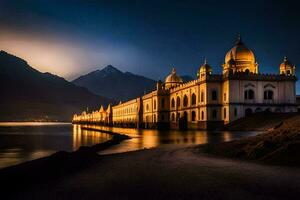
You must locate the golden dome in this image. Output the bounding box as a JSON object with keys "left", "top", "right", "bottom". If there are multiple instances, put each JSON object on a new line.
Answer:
{"left": 165, "top": 68, "right": 183, "bottom": 84}
{"left": 225, "top": 36, "right": 255, "bottom": 64}
{"left": 199, "top": 59, "right": 212, "bottom": 74}
{"left": 280, "top": 56, "right": 293, "bottom": 69}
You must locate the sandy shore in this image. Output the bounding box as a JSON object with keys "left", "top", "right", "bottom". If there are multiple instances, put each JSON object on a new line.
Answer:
{"left": 4, "top": 145, "right": 299, "bottom": 200}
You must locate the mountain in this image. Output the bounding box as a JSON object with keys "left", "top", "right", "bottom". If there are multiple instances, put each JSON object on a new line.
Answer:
{"left": 72, "top": 65, "right": 156, "bottom": 101}
{"left": 0, "top": 51, "right": 110, "bottom": 121}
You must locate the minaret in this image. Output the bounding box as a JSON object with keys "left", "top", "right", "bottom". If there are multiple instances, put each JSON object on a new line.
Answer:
{"left": 280, "top": 56, "right": 296, "bottom": 76}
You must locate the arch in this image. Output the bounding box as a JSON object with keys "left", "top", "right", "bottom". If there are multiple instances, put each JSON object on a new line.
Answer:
{"left": 211, "top": 90, "right": 217, "bottom": 101}
{"left": 171, "top": 113, "right": 175, "bottom": 121}
{"left": 265, "top": 108, "right": 272, "bottom": 113}
{"left": 146, "top": 104, "right": 149, "bottom": 111}
{"left": 176, "top": 112, "right": 180, "bottom": 121}
{"left": 244, "top": 89, "right": 255, "bottom": 100}
{"left": 171, "top": 98, "right": 175, "bottom": 108}
{"left": 161, "top": 98, "right": 165, "bottom": 108}
{"left": 234, "top": 107, "right": 238, "bottom": 117}
{"left": 245, "top": 69, "right": 250, "bottom": 74}
{"left": 245, "top": 108, "right": 253, "bottom": 116}
{"left": 255, "top": 107, "right": 262, "bottom": 113}
{"left": 176, "top": 96, "right": 181, "bottom": 107}
{"left": 212, "top": 109, "right": 217, "bottom": 119}
{"left": 191, "top": 111, "right": 196, "bottom": 121}
{"left": 274, "top": 108, "right": 281, "bottom": 113}
{"left": 191, "top": 93, "right": 196, "bottom": 105}
{"left": 179, "top": 111, "right": 188, "bottom": 130}
{"left": 183, "top": 95, "right": 188, "bottom": 107}
{"left": 264, "top": 90, "right": 274, "bottom": 100}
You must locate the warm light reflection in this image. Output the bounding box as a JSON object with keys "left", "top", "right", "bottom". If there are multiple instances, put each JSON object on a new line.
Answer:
{"left": 223, "top": 132, "right": 233, "bottom": 142}
{"left": 72, "top": 124, "right": 111, "bottom": 151}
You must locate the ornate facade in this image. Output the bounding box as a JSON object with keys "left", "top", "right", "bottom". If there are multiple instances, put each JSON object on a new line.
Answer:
{"left": 73, "top": 37, "right": 298, "bottom": 130}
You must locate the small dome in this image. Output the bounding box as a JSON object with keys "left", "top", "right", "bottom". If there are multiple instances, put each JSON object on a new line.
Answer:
{"left": 164, "top": 68, "right": 183, "bottom": 89}
{"left": 199, "top": 59, "right": 212, "bottom": 74}
{"left": 165, "top": 68, "right": 183, "bottom": 84}
{"left": 225, "top": 36, "right": 255, "bottom": 64}
{"left": 280, "top": 56, "right": 293, "bottom": 69}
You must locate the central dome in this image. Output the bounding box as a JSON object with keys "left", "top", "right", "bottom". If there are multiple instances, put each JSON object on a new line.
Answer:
{"left": 223, "top": 36, "right": 258, "bottom": 74}
{"left": 164, "top": 68, "right": 183, "bottom": 89}
{"left": 225, "top": 36, "right": 255, "bottom": 64}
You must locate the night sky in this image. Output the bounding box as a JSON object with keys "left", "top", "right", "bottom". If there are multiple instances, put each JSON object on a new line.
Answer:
{"left": 0, "top": 0, "right": 299, "bottom": 93}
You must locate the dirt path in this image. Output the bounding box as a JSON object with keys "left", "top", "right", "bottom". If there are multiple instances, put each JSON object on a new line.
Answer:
{"left": 15, "top": 145, "right": 300, "bottom": 200}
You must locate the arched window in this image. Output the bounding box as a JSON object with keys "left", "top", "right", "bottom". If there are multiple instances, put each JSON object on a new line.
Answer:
{"left": 153, "top": 114, "right": 156, "bottom": 122}
{"left": 161, "top": 98, "right": 165, "bottom": 109}
{"left": 146, "top": 104, "right": 149, "bottom": 111}
{"left": 183, "top": 95, "right": 188, "bottom": 107}
{"left": 255, "top": 107, "right": 262, "bottom": 113}
{"left": 201, "top": 90, "right": 204, "bottom": 102}
{"left": 154, "top": 100, "right": 156, "bottom": 110}
{"left": 224, "top": 108, "right": 226, "bottom": 119}
{"left": 171, "top": 113, "right": 175, "bottom": 121}
{"left": 201, "top": 111, "right": 204, "bottom": 120}
{"left": 264, "top": 90, "right": 274, "bottom": 100}
{"left": 171, "top": 98, "right": 175, "bottom": 108}
{"left": 245, "top": 69, "right": 250, "bottom": 74}
{"left": 191, "top": 93, "right": 196, "bottom": 105}
{"left": 191, "top": 111, "right": 196, "bottom": 121}
{"left": 244, "top": 89, "right": 255, "bottom": 100}
{"left": 212, "top": 90, "right": 217, "bottom": 101}
{"left": 245, "top": 108, "right": 253, "bottom": 116}
{"left": 176, "top": 96, "right": 181, "bottom": 107}
{"left": 176, "top": 112, "right": 180, "bottom": 121}
{"left": 212, "top": 109, "right": 217, "bottom": 119}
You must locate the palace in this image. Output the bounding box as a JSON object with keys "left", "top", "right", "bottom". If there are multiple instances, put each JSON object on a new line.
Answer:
{"left": 73, "top": 37, "right": 298, "bottom": 129}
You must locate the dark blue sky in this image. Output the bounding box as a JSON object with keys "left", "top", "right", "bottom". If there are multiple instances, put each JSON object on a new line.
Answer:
{"left": 0, "top": 0, "right": 299, "bottom": 93}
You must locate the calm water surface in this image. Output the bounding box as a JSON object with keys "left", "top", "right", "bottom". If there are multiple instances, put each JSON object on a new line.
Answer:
{"left": 0, "top": 122, "right": 259, "bottom": 169}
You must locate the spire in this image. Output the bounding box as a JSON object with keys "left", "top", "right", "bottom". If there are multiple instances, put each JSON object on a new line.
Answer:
{"left": 172, "top": 67, "right": 176, "bottom": 74}
{"left": 204, "top": 58, "right": 207, "bottom": 65}
{"left": 236, "top": 33, "right": 243, "bottom": 45}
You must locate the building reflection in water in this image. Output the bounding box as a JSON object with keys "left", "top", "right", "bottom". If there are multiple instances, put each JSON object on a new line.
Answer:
{"left": 72, "top": 124, "right": 112, "bottom": 151}
{"left": 72, "top": 124, "right": 258, "bottom": 155}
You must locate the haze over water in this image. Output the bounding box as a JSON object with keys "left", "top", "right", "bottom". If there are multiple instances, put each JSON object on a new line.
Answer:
{"left": 0, "top": 122, "right": 258, "bottom": 169}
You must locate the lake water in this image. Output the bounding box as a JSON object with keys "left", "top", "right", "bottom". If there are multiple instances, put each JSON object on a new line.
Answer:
{"left": 0, "top": 122, "right": 259, "bottom": 169}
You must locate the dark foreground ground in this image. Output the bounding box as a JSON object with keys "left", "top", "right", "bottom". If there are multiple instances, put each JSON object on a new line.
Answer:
{"left": 202, "top": 113, "right": 300, "bottom": 166}
{"left": 1, "top": 146, "right": 300, "bottom": 200}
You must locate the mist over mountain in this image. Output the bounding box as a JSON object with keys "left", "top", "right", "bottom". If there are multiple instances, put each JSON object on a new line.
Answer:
{"left": 72, "top": 65, "right": 157, "bottom": 101}
{"left": 0, "top": 51, "right": 110, "bottom": 121}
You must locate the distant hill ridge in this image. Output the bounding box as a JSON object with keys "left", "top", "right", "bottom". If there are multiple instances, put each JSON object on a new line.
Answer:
{"left": 72, "top": 65, "right": 157, "bottom": 101}
{"left": 0, "top": 50, "right": 110, "bottom": 121}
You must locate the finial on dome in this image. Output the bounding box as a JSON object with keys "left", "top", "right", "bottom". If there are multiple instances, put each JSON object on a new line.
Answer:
{"left": 172, "top": 67, "right": 176, "bottom": 74}
{"left": 204, "top": 58, "right": 207, "bottom": 65}
{"left": 236, "top": 33, "right": 243, "bottom": 45}
{"left": 284, "top": 56, "right": 288, "bottom": 62}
